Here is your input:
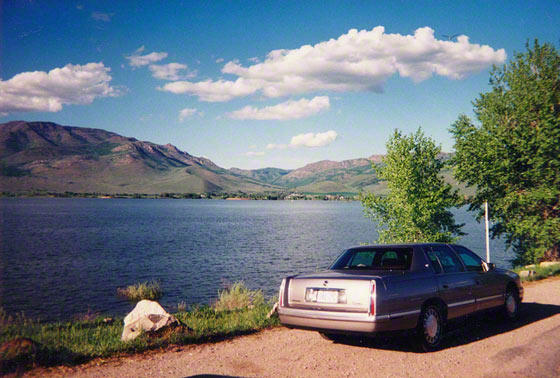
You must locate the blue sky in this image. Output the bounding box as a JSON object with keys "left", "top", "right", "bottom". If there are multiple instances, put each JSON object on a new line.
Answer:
{"left": 2, "top": 1, "right": 558, "bottom": 169}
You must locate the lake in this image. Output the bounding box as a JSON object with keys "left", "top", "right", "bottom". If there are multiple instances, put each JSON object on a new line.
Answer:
{"left": 0, "top": 198, "right": 510, "bottom": 322}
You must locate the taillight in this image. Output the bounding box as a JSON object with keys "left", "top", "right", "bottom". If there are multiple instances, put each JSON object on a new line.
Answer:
{"left": 279, "top": 278, "right": 286, "bottom": 307}
{"left": 369, "top": 280, "right": 376, "bottom": 315}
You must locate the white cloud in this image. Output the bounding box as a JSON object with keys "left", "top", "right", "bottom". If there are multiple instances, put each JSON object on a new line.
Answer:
{"left": 266, "top": 143, "right": 287, "bottom": 150}
{"left": 291, "top": 130, "right": 338, "bottom": 147}
{"left": 244, "top": 151, "right": 265, "bottom": 157}
{"left": 215, "top": 58, "right": 224, "bottom": 63}
{"left": 228, "top": 96, "right": 330, "bottom": 120}
{"left": 162, "top": 79, "right": 259, "bottom": 102}
{"left": 0, "top": 62, "right": 121, "bottom": 114}
{"left": 248, "top": 57, "right": 260, "bottom": 63}
{"left": 126, "top": 46, "right": 168, "bottom": 67}
{"left": 162, "top": 26, "right": 506, "bottom": 102}
{"left": 267, "top": 130, "right": 338, "bottom": 150}
{"left": 91, "top": 11, "right": 113, "bottom": 22}
{"left": 178, "top": 108, "right": 199, "bottom": 121}
{"left": 149, "top": 63, "right": 195, "bottom": 81}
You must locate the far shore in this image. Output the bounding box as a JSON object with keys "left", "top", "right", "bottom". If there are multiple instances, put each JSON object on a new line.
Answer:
{"left": 0, "top": 191, "right": 360, "bottom": 201}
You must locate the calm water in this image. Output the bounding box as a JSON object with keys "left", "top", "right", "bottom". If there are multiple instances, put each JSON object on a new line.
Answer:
{"left": 0, "top": 198, "right": 509, "bottom": 322}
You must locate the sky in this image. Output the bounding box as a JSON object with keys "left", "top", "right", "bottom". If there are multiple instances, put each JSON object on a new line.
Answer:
{"left": 1, "top": 1, "right": 558, "bottom": 170}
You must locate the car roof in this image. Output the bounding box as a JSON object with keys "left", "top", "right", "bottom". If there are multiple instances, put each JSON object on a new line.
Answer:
{"left": 345, "top": 243, "right": 452, "bottom": 250}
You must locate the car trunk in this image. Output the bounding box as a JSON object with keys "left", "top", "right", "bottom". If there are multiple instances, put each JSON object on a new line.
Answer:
{"left": 285, "top": 270, "right": 389, "bottom": 313}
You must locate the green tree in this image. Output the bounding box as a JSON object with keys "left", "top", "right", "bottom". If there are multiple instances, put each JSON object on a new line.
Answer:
{"left": 360, "top": 128, "right": 463, "bottom": 243}
{"left": 450, "top": 40, "right": 560, "bottom": 265}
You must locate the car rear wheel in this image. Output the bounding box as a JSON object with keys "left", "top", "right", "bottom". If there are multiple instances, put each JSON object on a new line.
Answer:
{"left": 503, "top": 288, "right": 520, "bottom": 321}
{"left": 417, "top": 304, "right": 444, "bottom": 352}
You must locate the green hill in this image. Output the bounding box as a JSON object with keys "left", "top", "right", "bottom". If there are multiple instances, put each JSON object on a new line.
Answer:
{"left": 0, "top": 121, "right": 469, "bottom": 197}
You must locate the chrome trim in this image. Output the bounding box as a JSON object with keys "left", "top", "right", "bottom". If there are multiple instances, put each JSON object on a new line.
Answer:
{"left": 279, "top": 307, "right": 386, "bottom": 323}
{"left": 448, "top": 299, "right": 476, "bottom": 308}
{"left": 390, "top": 309, "right": 421, "bottom": 318}
{"left": 477, "top": 294, "right": 503, "bottom": 302}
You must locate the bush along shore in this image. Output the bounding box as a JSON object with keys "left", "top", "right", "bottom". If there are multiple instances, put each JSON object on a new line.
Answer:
{"left": 513, "top": 262, "right": 560, "bottom": 282}
{"left": 0, "top": 282, "right": 279, "bottom": 374}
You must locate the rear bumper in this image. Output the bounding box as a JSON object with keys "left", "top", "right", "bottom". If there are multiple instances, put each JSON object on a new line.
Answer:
{"left": 278, "top": 307, "right": 417, "bottom": 334}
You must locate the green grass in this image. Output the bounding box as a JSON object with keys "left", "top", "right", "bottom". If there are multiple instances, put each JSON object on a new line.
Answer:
{"left": 214, "top": 281, "right": 265, "bottom": 311}
{"left": 117, "top": 280, "right": 163, "bottom": 302}
{"left": 512, "top": 264, "right": 560, "bottom": 282}
{"left": 0, "top": 300, "right": 279, "bottom": 372}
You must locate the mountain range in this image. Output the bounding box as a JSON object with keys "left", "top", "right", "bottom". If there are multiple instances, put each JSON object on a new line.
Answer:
{"left": 0, "top": 121, "right": 460, "bottom": 195}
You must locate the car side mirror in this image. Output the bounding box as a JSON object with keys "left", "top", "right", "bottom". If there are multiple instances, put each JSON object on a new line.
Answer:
{"left": 482, "top": 262, "right": 496, "bottom": 272}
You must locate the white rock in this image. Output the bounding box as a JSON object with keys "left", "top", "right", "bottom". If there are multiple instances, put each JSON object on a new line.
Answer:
{"left": 519, "top": 270, "right": 536, "bottom": 278}
{"left": 121, "top": 300, "right": 179, "bottom": 341}
{"left": 122, "top": 313, "right": 178, "bottom": 341}
{"left": 123, "top": 300, "right": 169, "bottom": 326}
{"left": 539, "top": 261, "right": 560, "bottom": 268}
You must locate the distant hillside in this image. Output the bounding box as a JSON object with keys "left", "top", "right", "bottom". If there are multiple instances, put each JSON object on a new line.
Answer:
{"left": 0, "top": 121, "right": 282, "bottom": 194}
{"left": 229, "top": 167, "right": 290, "bottom": 185}
{"left": 0, "top": 121, "right": 467, "bottom": 196}
{"left": 268, "top": 156, "right": 385, "bottom": 193}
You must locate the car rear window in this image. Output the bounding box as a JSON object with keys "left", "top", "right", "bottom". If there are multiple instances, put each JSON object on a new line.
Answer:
{"left": 330, "top": 247, "right": 413, "bottom": 270}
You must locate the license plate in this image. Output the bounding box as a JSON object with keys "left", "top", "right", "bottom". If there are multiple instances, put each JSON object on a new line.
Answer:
{"left": 317, "top": 290, "right": 339, "bottom": 304}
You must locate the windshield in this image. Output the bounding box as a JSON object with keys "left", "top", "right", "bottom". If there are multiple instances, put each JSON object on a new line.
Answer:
{"left": 330, "top": 247, "right": 413, "bottom": 270}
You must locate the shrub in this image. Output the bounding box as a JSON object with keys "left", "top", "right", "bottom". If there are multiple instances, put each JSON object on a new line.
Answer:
{"left": 177, "top": 301, "right": 187, "bottom": 312}
{"left": 117, "top": 280, "right": 163, "bottom": 302}
{"left": 214, "top": 281, "right": 264, "bottom": 311}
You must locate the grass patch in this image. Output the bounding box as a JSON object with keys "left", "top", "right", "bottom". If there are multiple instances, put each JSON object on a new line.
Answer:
{"left": 0, "top": 285, "right": 279, "bottom": 373}
{"left": 117, "top": 280, "right": 163, "bottom": 302}
{"left": 512, "top": 264, "right": 560, "bottom": 282}
{"left": 214, "top": 281, "right": 264, "bottom": 311}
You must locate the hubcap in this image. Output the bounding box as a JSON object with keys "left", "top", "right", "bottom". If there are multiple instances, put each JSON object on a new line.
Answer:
{"left": 424, "top": 308, "right": 440, "bottom": 344}
{"left": 506, "top": 294, "right": 517, "bottom": 315}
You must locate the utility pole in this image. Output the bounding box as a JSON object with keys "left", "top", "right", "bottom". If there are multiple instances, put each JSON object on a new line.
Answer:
{"left": 485, "top": 201, "right": 490, "bottom": 263}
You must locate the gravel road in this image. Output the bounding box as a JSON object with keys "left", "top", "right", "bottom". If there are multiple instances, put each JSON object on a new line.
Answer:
{"left": 29, "top": 278, "right": 560, "bottom": 378}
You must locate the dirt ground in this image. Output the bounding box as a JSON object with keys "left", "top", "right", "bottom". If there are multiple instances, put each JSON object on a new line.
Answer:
{"left": 26, "top": 278, "right": 560, "bottom": 378}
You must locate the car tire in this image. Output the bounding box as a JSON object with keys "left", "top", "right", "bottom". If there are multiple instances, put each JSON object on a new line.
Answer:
{"left": 417, "top": 304, "right": 444, "bottom": 352}
{"left": 503, "top": 288, "right": 520, "bottom": 321}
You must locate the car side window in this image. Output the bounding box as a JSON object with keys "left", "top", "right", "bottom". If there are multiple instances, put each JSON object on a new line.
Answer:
{"left": 430, "top": 246, "right": 465, "bottom": 273}
{"left": 452, "top": 245, "right": 484, "bottom": 272}
{"left": 426, "top": 249, "right": 443, "bottom": 274}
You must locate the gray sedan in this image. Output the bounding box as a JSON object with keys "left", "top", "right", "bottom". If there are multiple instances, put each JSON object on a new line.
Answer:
{"left": 277, "top": 243, "right": 523, "bottom": 351}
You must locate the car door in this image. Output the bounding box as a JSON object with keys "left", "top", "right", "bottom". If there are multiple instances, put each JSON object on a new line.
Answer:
{"left": 451, "top": 245, "right": 505, "bottom": 311}
{"left": 426, "top": 245, "right": 476, "bottom": 319}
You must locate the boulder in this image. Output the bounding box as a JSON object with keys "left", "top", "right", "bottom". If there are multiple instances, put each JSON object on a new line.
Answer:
{"left": 124, "top": 299, "right": 168, "bottom": 325}
{"left": 519, "top": 270, "right": 536, "bottom": 278}
{"left": 121, "top": 300, "right": 179, "bottom": 341}
{"left": 539, "top": 261, "right": 560, "bottom": 268}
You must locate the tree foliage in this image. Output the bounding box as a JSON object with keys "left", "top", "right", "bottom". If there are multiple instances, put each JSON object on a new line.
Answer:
{"left": 450, "top": 40, "right": 560, "bottom": 264}
{"left": 361, "top": 128, "right": 463, "bottom": 244}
